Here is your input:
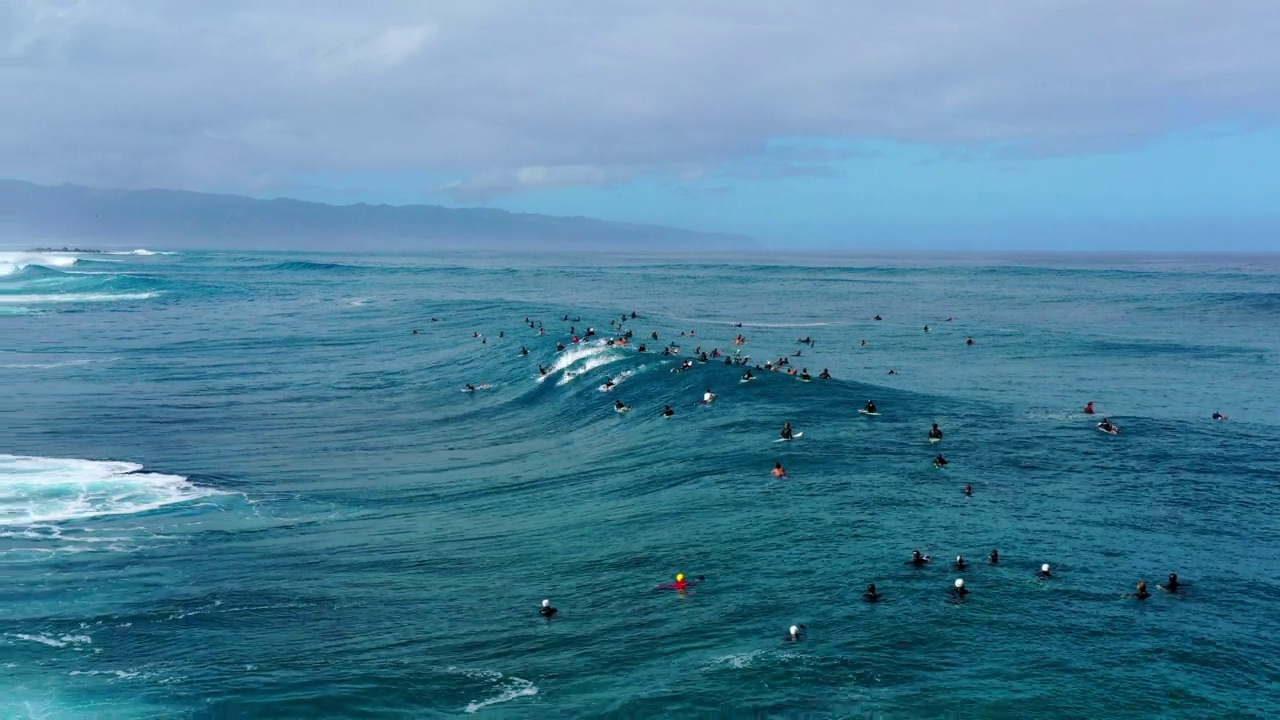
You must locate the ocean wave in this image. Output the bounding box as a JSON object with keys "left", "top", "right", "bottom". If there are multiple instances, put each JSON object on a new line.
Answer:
{"left": 104, "top": 249, "right": 174, "bottom": 256}
{"left": 0, "top": 292, "right": 159, "bottom": 304}
{"left": 0, "top": 455, "right": 220, "bottom": 527}
{"left": 0, "top": 252, "right": 78, "bottom": 276}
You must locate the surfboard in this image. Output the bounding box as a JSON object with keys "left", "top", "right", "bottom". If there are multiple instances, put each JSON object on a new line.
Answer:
{"left": 774, "top": 432, "right": 804, "bottom": 442}
{"left": 460, "top": 383, "right": 492, "bottom": 393}
{"left": 859, "top": 409, "right": 880, "bottom": 416}
{"left": 615, "top": 406, "right": 631, "bottom": 413}
{"left": 929, "top": 437, "right": 941, "bottom": 443}
{"left": 1096, "top": 425, "right": 1119, "bottom": 435}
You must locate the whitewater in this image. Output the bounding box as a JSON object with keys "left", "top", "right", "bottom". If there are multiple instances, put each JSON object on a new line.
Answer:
{"left": 2, "top": 248, "right": 1278, "bottom": 718}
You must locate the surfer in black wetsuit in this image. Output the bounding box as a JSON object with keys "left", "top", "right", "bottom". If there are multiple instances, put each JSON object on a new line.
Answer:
{"left": 464, "top": 383, "right": 476, "bottom": 392}
{"left": 784, "top": 625, "right": 806, "bottom": 642}
{"left": 864, "top": 400, "right": 877, "bottom": 414}
{"left": 1038, "top": 564, "right": 1052, "bottom": 578}
{"left": 929, "top": 423, "right": 943, "bottom": 440}
{"left": 743, "top": 369, "right": 754, "bottom": 381}
{"left": 964, "top": 483, "right": 972, "bottom": 497}
{"left": 819, "top": 368, "right": 831, "bottom": 379}
{"left": 874, "top": 315, "right": 882, "bottom": 321}
{"left": 800, "top": 369, "right": 810, "bottom": 381}
{"left": 966, "top": 337, "right": 975, "bottom": 345}
{"left": 520, "top": 346, "right": 528, "bottom": 356}
{"left": 614, "top": 400, "right": 629, "bottom": 412}
{"left": 1212, "top": 412, "right": 1228, "bottom": 420}
{"left": 863, "top": 584, "right": 880, "bottom": 602}
{"left": 661, "top": 405, "right": 675, "bottom": 418}
{"left": 538, "top": 365, "right": 547, "bottom": 376}
{"left": 951, "top": 579, "right": 969, "bottom": 597}
{"left": 989, "top": 549, "right": 1000, "bottom": 564}
{"left": 1159, "top": 573, "right": 1182, "bottom": 592}
{"left": 955, "top": 556, "right": 968, "bottom": 570}
{"left": 781, "top": 422, "right": 793, "bottom": 440}
{"left": 540, "top": 599, "right": 557, "bottom": 617}
{"left": 908, "top": 550, "right": 929, "bottom": 567}
{"left": 933, "top": 453, "right": 948, "bottom": 468}
{"left": 1098, "top": 418, "right": 1118, "bottom": 434}
{"left": 556, "top": 342, "right": 566, "bottom": 352}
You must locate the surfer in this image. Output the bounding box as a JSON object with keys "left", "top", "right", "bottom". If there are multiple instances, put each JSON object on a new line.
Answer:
{"left": 951, "top": 579, "right": 969, "bottom": 598}
{"left": 412, "top": 329, "right": 419, "bottom": 335}
{"left": 1084, "top": 401, "right": 1095, "bottom": 415}
{"left": 603, "top": 378, "right": 615, "bottom": 390}
{"left": 784, "top": 625, "right": 806, "bottom": 642}
{"left": 1038, "top": 564, "right": 1052, "bottom": 578}
{"left": 888, "top": 369, "right": 897, "bottom": 375}
{"left": 819, "top": 369, "right": 831, "bottom": 380}
{"left": 772, "top": 462, "right": 787, "bottom": 478}
{"left": 614, "top": 400, "right": 630, "bottom": 412}
{"left": 781, "top": 422, "right": 794, "bottom": 440}
{"left": 989, "top": 549, "right": 1000, "bottom": 564}
{"left": 702, "top": 389, "right": 716, "bottom": 404}
{"left": 923, "top": 325, "right": 930, "bottom": 332}
{"left": 933, "top": 454, "right": 948, "bottom": 468}
{"left": 520, "top": 346, "right": 529, "bottom": 356}
{"left": 1097, "top": 418, "right": 1119, "bottom": 434}
{"left": 464, "top": 383, "right": 476, "bottom": 392}
{"left": 859, "top": 340, "right": 867, "bottom": 347}
{"left": 864, "top": 400, "right": 877, "bottom": 414}
{"left": 929, "top": 423, "right": 943, "bottom": 440}
{"left": 964, "top": 483, "right": 972, "bottom": 496}
{"left": 556, "top": 342, "right": 566, "bottom": 352}
{"left": 863, "top": 584, "right": 880, "bottom": 602}
{"left": 791, "top": 350, "right": 802, "bottom": 357}
{"left": 799, "top": 369, "right": 810, "bottom": 381}
{"left": 1159, "top": 573, "right": 1182, "bottom": 592}
{"left": 874, "top": 315, "right": 882, "bottom": 321}
{"left": 538, "top": 365, "right": 547, "bottom": 376}
{"left": 540, "top": 599, "right": 558, "bottom": 618}
{"left": 908, "top": 550, "right": 930, "bottom": 567}
{"left": 955, "top": 556, "right": 968, "bottom": 570}
{"left": 1128, "top": 581, "right": 1150, "bottom": 600}
{"left": 662, "top": 405, "right": 675, "bottom": 418}
{"left": 966, "top": 337, "right": 975, "bottom": 345}
{"left": 1212, "top": 411, "right": 1228, "bottom": 420}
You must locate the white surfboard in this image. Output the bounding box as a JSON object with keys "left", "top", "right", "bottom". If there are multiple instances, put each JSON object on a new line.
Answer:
{"left": 859, "top": 409, "right": 880, "bottom": 416}
{"left": 774, "top": 432, "right": 804, "bottom": 442}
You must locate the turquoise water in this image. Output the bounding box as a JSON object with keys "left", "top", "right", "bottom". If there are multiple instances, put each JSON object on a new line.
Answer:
{"left": 2, "top": 249, "right": 1279, "bottom": 718}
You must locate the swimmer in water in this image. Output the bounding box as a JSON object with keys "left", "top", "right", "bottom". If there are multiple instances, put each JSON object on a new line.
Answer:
{"left": 929, "top": 423, "right": 943, "bottom": 440}
{"left": 888, "top": 369, "right": 897, "bottom": 375}
{"left": 540, "top": 599, "right": 557, "bottom": 617}
{"left": 964, "top": 483, "right": 973, "bottom": 497}
{"left": 662, "top": 405, "right": 675, "bottom": 418}
{"left": 955, "top": 555, "right": 968, "bottom": 570}
{"left": 863, "top": 584, "right": 880, "bottom": 602}
{"left": 1129, "top": 581, "right": 1150, "bottom": 600}
{"left": 859, "top": 340, "right": 867, "bottom": 347}
{"left": 614, "top": 400, "right": 630, "bottom": 412}
{"left": 908, "top": 550, "right": 930, "bottom": 567}
{"left": 1159, "top": 573, "right": 1182, "bottom": 592}
{"left": 668, "top": 573, "right": 704, "bottom": 591}
{"left": 819, "top": 368, "right": 831, "bottom": 379}
{"left": 952, "top": 578, "right": 969, "bottom": 597}
{"left": 1212, "top": 412, "right": 1228, "bottom": 420}
{"left": 1038, "top": 564, "right": 1052, "bottom": 578}
{"left": 772, "top": 462, "right": 787, "bottom": 478}
{"left": 966, "top": 337, "right": 975, "bottom": 345}
{"left": 1084, "top": 401, "right": 1095, "bottom": 415}
{"left": 864, "top": 400, "right": 877, "bottom": 414}
{"left": 874, "top": 315, "right": 882, "bottom": 321}
{"left": 784, "top": 624, "right": 806, "bottom": 642}
{"left": 934, "top": 454, "right": 948, "bottom": 468}
{"left": 989, "top": 549, "right": 1000, "bottom": 564}
{"left": 703, "top": 389, "right": 716, "bottom": 404}
{"left": 412, "top": 329, "right": 419, "bottom": 335}
{"left": 781, "top": 422, "right": 793, "bottom": 440}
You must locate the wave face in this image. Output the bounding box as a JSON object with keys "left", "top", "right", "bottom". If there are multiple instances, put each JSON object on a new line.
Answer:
{"left": 1, "top": 250, "right": 1279, "bottom": 718}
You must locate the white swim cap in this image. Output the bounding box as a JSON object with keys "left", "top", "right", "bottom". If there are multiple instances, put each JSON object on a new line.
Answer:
{"left": 542, "top": 599, "right": 550, "bottom": 607}
{"left": 957, "top": 556, "right": 963, "bottom": 562}
{"left": 789, "top": 625, "right": 799, "bottom": 635}
{"left": 1042, "top": 564, "right": 1050, "bottom": 572}
{"left": 955, "top": 579, "right": 965, "bottom": 588}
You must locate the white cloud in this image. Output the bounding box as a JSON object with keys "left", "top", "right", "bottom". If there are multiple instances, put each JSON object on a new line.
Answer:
{"left": 3, "top": 1, "right": 1279, "bottom": 196}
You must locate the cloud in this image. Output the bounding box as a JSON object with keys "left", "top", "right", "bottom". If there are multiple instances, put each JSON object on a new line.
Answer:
{"left": 4, "top": 1, "right": 1279, "bottom": 197}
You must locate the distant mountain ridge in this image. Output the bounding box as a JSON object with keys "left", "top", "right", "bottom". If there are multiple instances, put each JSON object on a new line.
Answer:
{"left": 0, "top": 180, "right": 754, "bottom": 251}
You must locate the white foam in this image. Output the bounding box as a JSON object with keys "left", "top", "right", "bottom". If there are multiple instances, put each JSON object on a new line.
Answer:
{"left": 9, "top": 633, "right": 91, "bottom": 648}
{"left": 538, "top": 340, "right": 623, "bottom": 382}
{"left": 0, "top": 292, "right": 158, "bottom": 304}
{"left": 464, "top": 674, "right": 537, "bottom": 713}
{"left": 0, "top": 252, "right": 78, "bottom": 276}
{"left": 0, "top": 455, "right": 219, "bottom": 526}
{"left": 104, "top": 249, "right": 173, "bottom": 256}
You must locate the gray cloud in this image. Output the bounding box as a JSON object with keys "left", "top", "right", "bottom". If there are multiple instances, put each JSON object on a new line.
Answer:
{"left": 5, "top": 0, "right": 1279, "bottom": 199}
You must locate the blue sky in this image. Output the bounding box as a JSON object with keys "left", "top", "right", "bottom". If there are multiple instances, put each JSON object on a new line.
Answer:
{"left": 6, "top": 2, "right": 1280, "bottom": 250}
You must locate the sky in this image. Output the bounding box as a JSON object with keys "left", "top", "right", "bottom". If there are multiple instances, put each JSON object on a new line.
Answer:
{"left": 4, "top": 1, "right": 1280, "bottom": 249}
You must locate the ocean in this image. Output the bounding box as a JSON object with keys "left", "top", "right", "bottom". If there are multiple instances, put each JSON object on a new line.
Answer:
{"left": 2, "top": 248, "right": 1278, "bottom": 718}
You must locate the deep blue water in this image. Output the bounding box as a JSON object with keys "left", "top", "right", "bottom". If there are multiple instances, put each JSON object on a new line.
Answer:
{"left": 2, "top": 248, "right": 1279, "bottom": 718}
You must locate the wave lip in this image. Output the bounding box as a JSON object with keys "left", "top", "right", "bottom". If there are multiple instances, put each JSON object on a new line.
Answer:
{"left": 0, "top": 455, "right": 218, "bottom": 526}
{"left": 0, "top": 252, "right": 78, "bottom": 276}
{"left": 104, "top": 249, "right": 174, "bottom": 256}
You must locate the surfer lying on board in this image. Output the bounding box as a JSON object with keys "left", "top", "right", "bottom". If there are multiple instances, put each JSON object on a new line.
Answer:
{"left": 614, "top": 400, "right": 630, "bottom": 412}
{"left": 1097, "top": 418, "right": 1119, "bottom": 434}
{"left": 1212, "top": 411, "right": 1228, "bottom": 420}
